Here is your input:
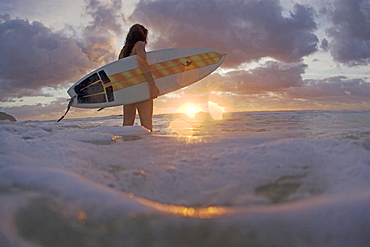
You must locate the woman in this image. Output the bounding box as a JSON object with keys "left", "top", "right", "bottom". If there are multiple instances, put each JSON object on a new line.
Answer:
{"left": 118, "top": 24, "right": 159, "bottom": 132}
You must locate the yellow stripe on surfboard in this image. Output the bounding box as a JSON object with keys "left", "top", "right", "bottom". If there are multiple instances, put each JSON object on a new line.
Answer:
{"left": 105, "top": 52, "right": 223, "bottom": 92}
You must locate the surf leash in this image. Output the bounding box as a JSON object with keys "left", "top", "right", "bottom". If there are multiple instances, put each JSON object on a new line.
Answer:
{"left": 56, "top": 96, "right": 76, "bottom": 122}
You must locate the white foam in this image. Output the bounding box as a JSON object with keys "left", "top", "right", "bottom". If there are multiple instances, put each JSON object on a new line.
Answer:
{"left": 0, "top": 113, "right": 369, "bottom": 246}
{"left": 0, "top": 166, "right": 150, "bottom": 215}
{"left": 86, "top": 125, "right": 150, "bottom": 135}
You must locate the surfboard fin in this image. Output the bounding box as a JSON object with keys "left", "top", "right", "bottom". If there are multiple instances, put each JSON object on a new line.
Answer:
{"left": 57, "top": 96, "right": 76, "bottom": 123}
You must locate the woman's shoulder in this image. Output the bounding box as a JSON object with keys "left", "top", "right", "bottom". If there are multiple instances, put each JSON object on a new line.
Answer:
{"left": 134, "top": 41, "right": 146, "bottom": 49}
{"left": 131, "top": 41, "right": 146, "bottom": 55}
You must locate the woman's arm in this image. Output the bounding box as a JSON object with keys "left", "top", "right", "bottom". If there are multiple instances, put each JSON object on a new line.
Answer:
{"left": 134, "top": 41, "right": 159, "bottom": 99}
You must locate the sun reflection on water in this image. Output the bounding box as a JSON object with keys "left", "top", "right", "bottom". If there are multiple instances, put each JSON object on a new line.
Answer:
{"left": 168, "top": 101, "right": 227, "bottom": 139}
{"left": 169, "top": 118, "right": 194, "bottom": 138}
{"left": 76, "top": 211, "right": 87, "bottom": 223}
{"left": 135, "top": 197, "right": 227, "bottom": 219}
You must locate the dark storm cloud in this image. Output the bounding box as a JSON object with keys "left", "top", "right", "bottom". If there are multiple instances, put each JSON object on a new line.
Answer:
{"left": 326, "top": 0, "right": 370, "bottom": 66}
{"left": 0, "top": 14, "right": 96, "bottom": 101}
{"left": 0, "top": 0, "right": 123, "bottom": 102}
{"left": 130, "top": 0, "right": 319, "bottom": 67}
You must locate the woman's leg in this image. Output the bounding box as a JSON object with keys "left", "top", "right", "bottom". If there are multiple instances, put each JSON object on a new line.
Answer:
{"left": 137, "top": 99, "right": 153, "bottom": 131}
{"left": 123, "top": 104, "right": 136, "bottom": 126}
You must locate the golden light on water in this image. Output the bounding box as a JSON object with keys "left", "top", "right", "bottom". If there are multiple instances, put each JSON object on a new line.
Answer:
{"left": 168, "top": 101, "right": 227, "bottom": 138}
{"left": 135, "top": 197, "right": 227, "bottom": 219}
{"left": 169, "top": 118, "right": 194, "bottom": 137}
{"left": 76, "top": 211, "right": 87, "bottom": 222}
{"left": 168, "top": 102, "right": 203, "bottom": 138}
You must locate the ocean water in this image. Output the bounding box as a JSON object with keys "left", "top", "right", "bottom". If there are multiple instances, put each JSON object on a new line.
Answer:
{"left": 0, "top": 110, "right": 370, "bottom": 247}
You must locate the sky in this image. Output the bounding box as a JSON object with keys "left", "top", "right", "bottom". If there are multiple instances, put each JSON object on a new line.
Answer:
{"left": 0, "top": 0, "right": 369, "bottom": 121}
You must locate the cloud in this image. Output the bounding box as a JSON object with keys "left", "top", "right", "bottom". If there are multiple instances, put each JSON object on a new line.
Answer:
{"left": 208, "top": 75, "right": 370, "bottom": 111}
{"left": 0, "top": 98, "right": 70, "bottom": 121}
{"left": 129, "top": 0, "right": 318, "bottom": 67}
{"left": 190, "top": 61, "right": 307, "bottom": 95}
{"left": 212, "top": 64, "right": 370, "bottom": 103}
{"left": 176, "top": 61, "right": 370, "bottom": 111}
{"left": 224, "top": 62, "right": 307, "bottom": 94}
{"left": 0, "top": 0, "right": 124, "bottom": 102}
{"left": 325, "top": 0, "right": 370, "bottom": 66}
{"left": 0, "top": 15, "right": 96, "bottom": 101}
{"left": 80, "top": 0, "right": 124, "bottom": 63}
{"left": 285, "top": 76, "right": 370, "bottom": 102}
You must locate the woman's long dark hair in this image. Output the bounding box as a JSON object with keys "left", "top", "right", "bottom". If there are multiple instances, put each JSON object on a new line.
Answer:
{"left": 119, "top": 24, "right": 148, "bottom": 59}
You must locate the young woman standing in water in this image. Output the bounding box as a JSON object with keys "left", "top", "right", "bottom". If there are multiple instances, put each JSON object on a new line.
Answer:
{"left": 118, "top": 24, "right": 159, "bottom": 132}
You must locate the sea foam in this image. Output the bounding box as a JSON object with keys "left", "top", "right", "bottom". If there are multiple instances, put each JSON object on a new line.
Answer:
{"left": 0, "top": 111, "right": 369, "bottom": 246}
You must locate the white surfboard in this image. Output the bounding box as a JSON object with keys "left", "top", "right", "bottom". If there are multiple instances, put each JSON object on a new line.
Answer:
{"left": 67, "top": 47, "right": 226, "bottom": 108}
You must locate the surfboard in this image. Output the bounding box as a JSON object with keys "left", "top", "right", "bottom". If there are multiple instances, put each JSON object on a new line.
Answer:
{"left": 67, "top": 47, "right": 226, "bottom": 108}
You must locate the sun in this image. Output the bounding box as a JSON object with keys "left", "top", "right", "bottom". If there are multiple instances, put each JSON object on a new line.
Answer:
{"left": 185, "top": 106, "right": 199, "bottom": 115}
{"left": 178, "top": 103, "right": 202, "bottom": 118}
